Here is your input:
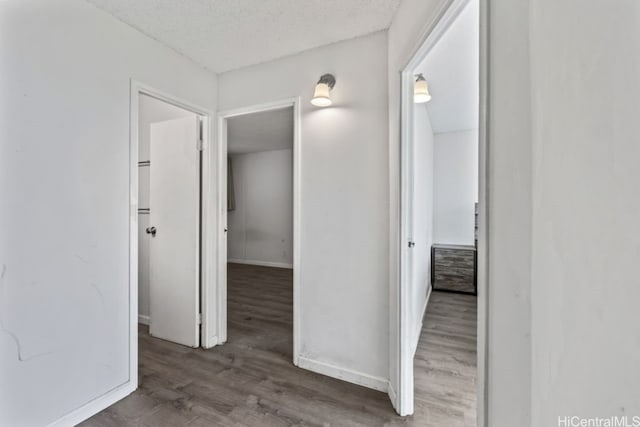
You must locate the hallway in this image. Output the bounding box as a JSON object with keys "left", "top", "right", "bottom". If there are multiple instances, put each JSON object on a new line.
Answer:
{"left": 82, "top": 265, "right": 476, "bottom": 426}
{"left": 413, "top": 291, "right": 477, "bottom": 426}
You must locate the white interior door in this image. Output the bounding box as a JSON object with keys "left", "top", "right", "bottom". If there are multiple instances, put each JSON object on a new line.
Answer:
{"left": 149, "top": 116, "right": 201, "bottom": 348}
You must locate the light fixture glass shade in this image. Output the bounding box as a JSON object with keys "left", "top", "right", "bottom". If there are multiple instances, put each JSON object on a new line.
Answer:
{"left": 414, "top": 75, "right": 432, "bottom": 103}
{"left": 311, "top": 82, "right": 332, "bottom": 107}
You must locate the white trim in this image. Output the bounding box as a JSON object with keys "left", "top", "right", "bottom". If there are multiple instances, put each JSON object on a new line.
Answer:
{"left": 199, "top": 112, "right": 215, "bottom": 349}
{"left": 387, "top": 381, "right": 398, "bottom": 407}
{"left": 411, "top": 286, "right": 432, "bottom": 357}
{"left": 215, "top": 109, "right": 228, "bottom": 346}
{"left": 297, "top": 356, "right": 388, "bottom": 393}
{"left": 46, "top": 381, "right": 136, "bottom": 427}
{"left": 128, "top": 80, "right": 140, "bottom": 410}
{"left": 217, "top": 99, "right": 296, "bottom": 119}
{"left": 398, "top": 64, "right": 416, "bottom": 416}
{"left": 130, "top": 81, "right": 214, "bottom": 352}
{"left": 138, "top": 314, "right": 150, "bottom": 325}
{"left": 477, "top": 1, "right": 490, "bottom": 425}
{"left": 216, "top": 97, "right": 302, "bottom": 366}
{"left": 128, "top": 87, "right": 214, "bottom": 351}
{"left": 394, "top": 0, "right": 487, "bottom": 418}
{"left": 227, "top": 259, "right": 293, "bottom": 269}
{"left": 202, "top": 335, "right": 218, "bottom": 347}
{"left": 292, "top": 99, "right": 302, "bottom": 367}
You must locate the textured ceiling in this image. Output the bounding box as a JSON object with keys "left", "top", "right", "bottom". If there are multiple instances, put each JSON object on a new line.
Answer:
{"left": 227, "top": 107, "right": 293, "bottom": 155}
{"left": 416, "top": 0, "right": 479, "bottom": 134}
{"left": 86, "top": 0, "right": 401, "bottom": 73}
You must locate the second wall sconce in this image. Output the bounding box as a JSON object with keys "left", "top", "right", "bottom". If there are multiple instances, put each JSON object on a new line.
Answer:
{"left": 311, "top": 74, "right": 336, "bottom": 107}
{"left": 414, "top": 74, "right": 432, "bottom": 103}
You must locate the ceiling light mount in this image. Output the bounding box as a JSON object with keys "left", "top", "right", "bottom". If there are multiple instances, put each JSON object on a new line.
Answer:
{"left": 311, "top": 73, "right": 336, "bottom": 107}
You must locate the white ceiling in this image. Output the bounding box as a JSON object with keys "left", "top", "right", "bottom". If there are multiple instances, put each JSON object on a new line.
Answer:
{"left": 227, "top": 107, "right": 293, "bottom": 155}
{"left": 416, "top": 0, "right": 479, "bottom": 134}
{"left": 85, "top": 0, "right": 401, "bottom": 73}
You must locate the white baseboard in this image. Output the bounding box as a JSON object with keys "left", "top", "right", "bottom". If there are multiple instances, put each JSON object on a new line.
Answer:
{"left": 202, "top": 335, "right": 219, "bottom": 349}
{"left": 138, "top": 314, "right": 150, "bottom": 325}
{"left": 227, "top": 258, "right": 293, "bottom": 269}
{"left": 412, "top": 285, "right": 432, "bottom": 357}
{"left": 297, "top": 356, "right": 388, "bottom": 392}
{"left": 388, "top": 382, "right": 398, "bottom": 413}
{"left": 46, "top": 381, "right": 136, "bottom": 427}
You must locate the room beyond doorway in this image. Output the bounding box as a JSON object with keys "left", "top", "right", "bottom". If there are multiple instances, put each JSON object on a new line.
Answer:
{"left": 215, "top": 99, "right": 301, "bottom": 365}
{"left": 395, "top": 0, "right": 486, "bottom": 422}
{"left": 225, "top": 105, "right": 295, "bottom": 356}
{"left": 226, "top": 107, "right": 294, "bottom": 270}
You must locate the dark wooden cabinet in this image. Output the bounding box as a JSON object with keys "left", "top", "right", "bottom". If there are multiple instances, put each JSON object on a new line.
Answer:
{"left": 431, "top": 244, "right": 477, "bottom": 295}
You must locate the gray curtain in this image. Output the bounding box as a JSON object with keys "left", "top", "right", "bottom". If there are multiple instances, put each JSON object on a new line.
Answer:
{"left": 227, "top": 157, "right": 235, "bottom": 211}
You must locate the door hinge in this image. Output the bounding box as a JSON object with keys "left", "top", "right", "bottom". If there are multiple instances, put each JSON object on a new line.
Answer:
{"left": 197, "top": 140, "right": 203, "bottom": 151}
{"left": 197, "top": 313, "right": 202, "bottom": 325}
{"left": 408, "top": 241, "right": 416, "bottom": 248}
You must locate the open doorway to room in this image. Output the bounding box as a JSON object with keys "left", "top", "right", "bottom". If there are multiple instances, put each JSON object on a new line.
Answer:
{"left": 398, "top": 0, "right": 484, "bottom": 424}
{"left": 216, "top": 99, "right": 301, "bottom": 366}
{"left": 226, "top": 106, "right": 295, "bottom": 361}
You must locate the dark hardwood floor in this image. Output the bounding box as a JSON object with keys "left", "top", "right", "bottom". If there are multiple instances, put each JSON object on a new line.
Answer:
{"left": 82, "top": 263, "right": 476, "bottom": 426}
{"left": 413, "top": 291, "right": 477, "bottom": 426}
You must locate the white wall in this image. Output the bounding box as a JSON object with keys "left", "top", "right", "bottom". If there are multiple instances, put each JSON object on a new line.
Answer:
{"left": 411, "top": 105, "right": 435, "bottom": 350}
{"left": 228, "top": 149, "right": 293, "bottom": 268}
{"left": 483, "top": 1, "right": 534, "bottom": 423}
{"left": 5, "top": 1, "right": 635, "bottom": 425}
{"left": 433, "top": 129, "right": 478, "bottom": 245}
{"left": 0, "top": 1, "right": 216, "bottom": 426}
{"left": 138, "top": 96, "right": 195, "bottom": 319}
{"left": 218, "top": 31, "right": 390, "bottom": 387}
{"left": 391, "top": 0, "right": 640, "bottom": 425}
{"left": 388, "top": 0, "right": 533, "bottom": 422}
{"left": 529, "top": 0, "right": 640, "bottom": 424}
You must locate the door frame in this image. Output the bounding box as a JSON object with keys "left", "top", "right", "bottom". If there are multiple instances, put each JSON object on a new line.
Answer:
{"left": 395, "top": 0, "right": 488, "bottom": 423}
{"left": 129, "top": 80, "right": 215, "bottom": 380}
{"left": 215, "top": 97, "right": 302, "bottom": 365}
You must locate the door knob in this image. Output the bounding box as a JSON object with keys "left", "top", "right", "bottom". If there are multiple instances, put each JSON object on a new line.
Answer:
{"left": 146, "top": 226, "right": 157, "bottom": 237}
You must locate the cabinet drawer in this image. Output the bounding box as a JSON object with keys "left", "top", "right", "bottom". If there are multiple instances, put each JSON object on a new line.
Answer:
{"left": 431, "top": 244, "right": 476, "bottom": 294}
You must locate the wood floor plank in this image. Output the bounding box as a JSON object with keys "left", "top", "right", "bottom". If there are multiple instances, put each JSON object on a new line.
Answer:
{"left": 81, "top": 264, "right": 476, "bottom": 426}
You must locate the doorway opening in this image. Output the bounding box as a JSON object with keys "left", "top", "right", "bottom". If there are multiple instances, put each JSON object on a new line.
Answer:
{"left": 397, "top": 0, "right": 486, "bottom": 424}
{"left": 216, "top": 98, "right": 301, "bottom": 366}
{"left": 129, "top": 81, "right": 213, "bottom": 387}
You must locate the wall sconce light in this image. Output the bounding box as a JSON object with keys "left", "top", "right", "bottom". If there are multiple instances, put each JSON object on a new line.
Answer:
{"left": 311, "top": 74, "right": 336, "bottom": 107}
{"left": 414, "top": 74, "right": 432, "bottom": 103}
